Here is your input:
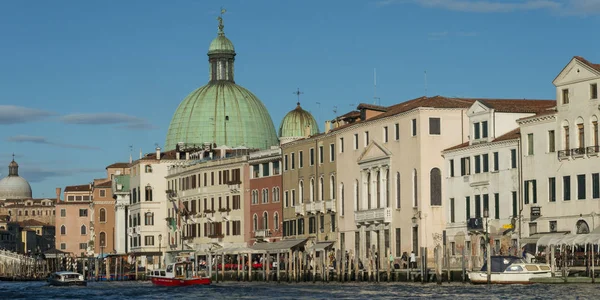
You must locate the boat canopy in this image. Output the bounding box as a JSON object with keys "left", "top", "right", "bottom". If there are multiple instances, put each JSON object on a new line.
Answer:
{"left": 480, "top": 256, "right": 523, "bottom": 272}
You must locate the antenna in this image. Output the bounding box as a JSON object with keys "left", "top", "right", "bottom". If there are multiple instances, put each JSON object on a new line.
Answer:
{"left": 373, "top": 68, "right": 381, "bottom": 105}
{"left": 424, "top": 70, "right": 428, "bottom": 97}
{"left": 333, "top": 106, "right": 338, "bottom": 115}
{"left": 129, "top": 145, "right": 133, "bottom": 163}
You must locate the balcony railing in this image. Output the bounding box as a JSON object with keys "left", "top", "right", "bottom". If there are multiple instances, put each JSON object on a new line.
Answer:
{"left": 325, "top": 198, "right": 336, "bottom": 212}
{"left": 306, "top": 201, "right": 324, "bottom": 214}
{"left": 354, "top": 207, "right": 392, "bottom": 224}
{"left": 557, "top": 150, "right": 571, "bottom": 160}
{"left": 254, "top": 229, "right": 272, "bottom": 239}
{"left": 587, "top": 145, "right": 599, "bottom": 156}
{"left": 294, "top": 204, "right": 305, "bottom": 216}
{"left": 571, "top": 147, "right": 586, "bottom": 157}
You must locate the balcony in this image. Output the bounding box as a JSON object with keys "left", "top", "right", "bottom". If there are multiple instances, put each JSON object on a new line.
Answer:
{"left": 325, "top": 198, "right": 336, "bottom": 212}
{"left": 571, "top": 147, "right": 586, "bottom": 158}
{"left": 354, "top": 207, "right": 392, "bottom": 225}
{"left": 294, "top": 204, "right": 305, "bottom": 216}
{"left": 587, "top": 146, "right": 599, "bottom": 157}
{"left": 228, "top": 183, "right": 240, "bottom": 193}
{"left": 254, "top": 229, "right": 272, "bottom": 239}
{"left": 557, "top": 150, "right": 571, "bottom": 161}
{"left": 306, "top": 201, "right": 324, "bottom": 214}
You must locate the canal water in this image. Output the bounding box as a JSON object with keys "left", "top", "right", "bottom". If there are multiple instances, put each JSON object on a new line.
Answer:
{"left": 0, "top": 281, "right": 595, "bottom": 299}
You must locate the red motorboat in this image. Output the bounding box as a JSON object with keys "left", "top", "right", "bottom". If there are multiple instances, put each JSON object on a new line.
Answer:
{"left": 149, "top": 261, "right": 211, "bottom": 287}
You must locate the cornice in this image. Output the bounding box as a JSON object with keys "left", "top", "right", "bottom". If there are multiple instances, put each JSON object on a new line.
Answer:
{"left": 443, "top": 139, "right": 519, "bottom": 155}
{"left": 517, "top": 114, "right": 556, "bottom": 125}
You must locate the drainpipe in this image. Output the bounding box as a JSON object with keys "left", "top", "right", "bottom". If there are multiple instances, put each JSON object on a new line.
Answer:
{"left": 517, "top": 136, "right": 523, "bottom": 250}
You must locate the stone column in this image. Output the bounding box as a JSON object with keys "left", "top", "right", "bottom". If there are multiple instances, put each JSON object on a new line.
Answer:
{"left": 380, "top": 166, "right": 388, "bottom": 208}
{"left": 370, "top": 168, "right": 378, "bottom": 210}
{"left": 379, "top": 228, "right": 385, "bottom": 276}
{"left": 361, "top": 170, "right": 368, "bottom": 211}
{"left": 360, "top": 226, "right": 367, "bottom": 271}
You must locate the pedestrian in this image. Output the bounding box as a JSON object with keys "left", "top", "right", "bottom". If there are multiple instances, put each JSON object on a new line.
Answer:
{"left": 410, "top": 251, "right": 416, "bottom": 269}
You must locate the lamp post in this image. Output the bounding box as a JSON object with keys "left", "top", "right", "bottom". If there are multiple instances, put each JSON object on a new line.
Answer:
{"left": 483, "top": 209, "right": 491, "bottom": 285}
{"left": 158, "top": 234, "right": 162, "bottom": 269}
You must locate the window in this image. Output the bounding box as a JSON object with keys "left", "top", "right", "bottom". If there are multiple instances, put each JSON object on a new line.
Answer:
{"left": 273, "top": 161, "right": 280, "bottom": 175}
{"left": 549, "top": 221, "right": 557, "bottom": 233}
{"left": 252, "top": 190, "right": 259, "bottom": 204}
{"left": 79, "top": 209, "right": 88, "bottom": 217}
{"left": 330, "top": 175, "right": 336, "bottom": 199}
{"left": 529, "top": 222, "right": 538, "bottom": 235}
{"left": 284, "top": 154, "right": 289, "bottom": 171}
{"left": 481, "top": 121, "right": 488, "bottom": 138}
{"left": 449, "top": 198, "right": 455, "bottom": 223}
{"left": 474, "top": 122, "right": 480, "bottom": 139}
{"left": 395, "top": 228, "right": 401, "bottom": 257}
{"left": 465, "top": 196, "right": 471, "bottom": 219}
{"left": 232, "top": 220, "right": 241, "bottom": 235}
{"left": 353, "top": 134, "right": 358, "bottom": 149}
{"left": 263, "top": 212, "right": 269, "bottom": 230}
{"left": 564, "top": 125, "right": 570, "bottom": 150}
{"left": 475, "top": 195, "right": 481, "bottom": 218}
{"left": 253, "top": 165, "right": 260, "bottom": 178}
{"left": 460, "top": 157, "right": 471, "bottom": 176}
{"left": 60, "top": 243, "right": 66, "bottom": 250}
{"left": 483, "top": 194, "right": 489, "bottom": 216}
{"left": 274, "top": 212, "right": 279, "bottom": 231}
{"left": 60, "top": 225, "right": 66, "bottom": 235}
{"left": 592, "top": 83, "right": 598, "bottom": 99}
{"left": 548, "top": 130, "right": 555, "bottom": 152}
{"left": 563, "top": 176, "right": 571, "bottom": 201}
{"left": 527, "top": 133, "right": 534, "bottom": 155}
{"left": 593, "top": 173, "right": 600, "bottom": 199}
{"left": 79, "top": 243, "right": 87, "bottom": 250}
{"left": 355, "top": 179, "right": 359, "bottom": 211}
{"left": 396, "top": 172, "right": 401, "bottom": 209}
{"left": 562, "top": 88, "right": 569, "bottom": 104}
{"left": 364, "top": 131, "right": 369, "bottom": 147}
{"left": 493, "top": 152, "right": 499, "bottom": 171}
{"left": 577, "top": 174, "right": 586, "bottom": 200}
{"left": 340, "top": 183, "right": 345, "bottom": 216}
{"left": 233, "top": 195, "right": 241, "bottom": 210}
{"left": 253, "top": 214, "right": 258, "bottom": 231}
{"left": 310, "top": 148, "right": 315, "bottom": 166}
{"left": 411, "top": 119, "right": 417, "bottom": 136}
{"left": 430, "top": 168, "right": 441, "bottom": 206}
{"left": 99, "top": 208, "right": 106, "bottom": 223}
{"left": 99, "top": 189, "right": 106, "bottom": 197}
{"left": 482, "top": 154, "right": 489, "bottom": 172}
{"left": 145, "top": 212, "right": 154, "bottom": 225}
{"left": 494, "top": 193, "right": 499, "bottom": 219}
{"left": 549, "top": 177, "right": 556, "bottom": 202}
{"left": 383, "top": 126, "right": 389, "bottom": 143}
{"left": 60, "top": 208, "right": 66, "bottom": 217}
{"left": 395, "top": 123, "right": 400, "bottom": 140}
{"left": 319, "top": 146, "right": 324, "bottom": 164}
{"left": 577, "top": 123, "right": 585, "bottom": 149}
{"left": 262, "top": 162, "right": 270, "bottom": 176}
{"left": 474, "top": 155, "right": 481, "bottom": 173}
{"left": 145, "top": 235, "right": 154, "bottom": 246}
{"left": 284, "top": 191, "right": 289, "bottom": 208}
{"left": 262, "top": 188, "right": 269, "bottom": 204}
{"left": 329, "top": 144, "right": 335, "bottom": 162}
{"left": 512, "top": 191, "right": 517, "bottom": 218}
{"left": 510, "top": 149, "right": 517, "bottom": 168}
{"left": 593, "top": 121, "right": 599, "bottom": 147}
{"left": 291, "top": 152, "right": 295, "bottom": 170}
{"left": 449, "top": 159, "right": 454, "bottom": 177}
{"left": 429, "top": 118, "right": 441, "bottom": 135}
{"left": 339, "top": 138, "right": 344, "bottom": 153}
{"left": 412, "top": 169, "right": 418, "bottom": 207}
{"left": 80, "top": 225, "right": 87, "bottom": 235}
{"left": 524, "top": 180, "right": 537, "bottom": 204}
{"left": 272, "top": 187, "right": 280, "bottom": 203}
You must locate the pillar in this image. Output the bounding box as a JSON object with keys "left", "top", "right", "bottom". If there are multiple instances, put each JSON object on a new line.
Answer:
{"left": 360, "top": 226, "right": 367, "bottom": 272}
{"left": 380, "top": 166, "right": 388, "bottom": 208}
{"left": 369, "top": 168, "right": 377, "bottom": 210}
{"left": 361, "top": 170, "right": 368, "bottom": 210}
{"left": 379, "top": 228, "right": 385, "bottom": 281}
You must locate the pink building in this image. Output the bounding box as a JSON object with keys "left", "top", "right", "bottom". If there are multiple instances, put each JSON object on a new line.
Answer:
{"left": 55, "top": 185, "right": 92, "bottom": 256}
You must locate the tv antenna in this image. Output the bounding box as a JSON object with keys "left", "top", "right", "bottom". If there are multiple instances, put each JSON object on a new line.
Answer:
{"left": 373, "top": 68, "right": 380, "bottom": 105}
{"left": 333, "top": 106, "right": 338, "bottom": 115}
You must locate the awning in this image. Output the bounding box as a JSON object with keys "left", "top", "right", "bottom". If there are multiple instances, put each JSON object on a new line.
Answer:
{"left": 251, "top": 238, "right": 307, "bottom": 253}
{"left": 531, "top": 233, "right": 569, "bottom": 247}
{"left": 537, "top": 233, "right": 600, "bottom": 248}
{"left": 307, "top": 241, "right": 334, "bottom": 252}
{"left": 213, "top": 246, "right": 259, "bottom": 255}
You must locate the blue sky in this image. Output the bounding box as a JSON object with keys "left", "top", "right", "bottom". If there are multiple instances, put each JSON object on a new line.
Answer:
{"left": 0, "top": 0, "right": 599, "bottom": 198}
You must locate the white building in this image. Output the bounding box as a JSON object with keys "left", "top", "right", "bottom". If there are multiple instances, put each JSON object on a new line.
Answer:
{"left": 518, "top": 56, "right": 600, "bottom": 243}
{"left": 113, "top": 174, "right": 130, "bottom": 255}
{"left": 442, "top": 99, "right": 554, "bottom": 266}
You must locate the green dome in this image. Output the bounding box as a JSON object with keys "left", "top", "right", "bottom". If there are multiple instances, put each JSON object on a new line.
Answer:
{"left": 165, "top": 82, "right": 278, "bottom": 151}
{"left": 279, "top": 103, "right": 319, "bottom": 141}
{"left": 164, "top": 14, "right": 278, "bottom": 151}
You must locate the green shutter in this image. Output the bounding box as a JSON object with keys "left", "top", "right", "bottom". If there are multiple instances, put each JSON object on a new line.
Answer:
{"left": 494, "top": 193, "right": 499, "bottom": 219}
{"left": 466, "top": 196, "right": 470, "bottom": 220}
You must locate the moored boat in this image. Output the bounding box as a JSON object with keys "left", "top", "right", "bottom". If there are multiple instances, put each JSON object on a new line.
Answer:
{"left": 47, "top": 271, "right": 87, "bottom": 286}
{"left": 149, "top": 260, "right": 211, "bottom": 287}
{"left": 468, "top": 256, "right": 552, "bottom": 284}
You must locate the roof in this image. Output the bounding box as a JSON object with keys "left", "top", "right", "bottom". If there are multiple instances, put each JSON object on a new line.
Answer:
{"left": 14, "top": 219, "right": 52, "bottom": 227}
{"left": 114, "top": 175, "right": 130, "bottom": 192}
{"left": 64, "top": 184, "right": 92, "bottom": 192}
{"left": 574, "top": 56, "right": 600, "bottom": 72}
{"left": 106, "top": 162, "right": 129, "bottom": 169}
{"left": 95, "top": 181, "right": 112, "bottom": 188}
{"left": 443, "top": 128, "right": 521, "bottom": 152}
{"left": 357, "top": 103, "right": 388, "bottom": 112}
{"left": 516, "top": 108, "right": 557, "bottom": 122}
{"left": 478, "top": 99, "right": 555, "bottom": 113}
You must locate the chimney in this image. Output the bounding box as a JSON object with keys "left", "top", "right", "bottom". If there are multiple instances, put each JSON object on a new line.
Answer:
{"left": 55, "top": 188, "right": 61, "bottom": 201}
{"left": 176, "top": 152, "right": 180, "bottom": 160}
{"left": 185, "top": 152, "right": 190, "bottom": 160}
{"left": 325, "top": 121, "right": 331, "bottom": 133}
{"left": 305, "top": 125, "right": 311, "bottom": 138}
{"left": 156, "top": 147, "right": 161, "bottom": 160}
{"left": 139, "top": 148, "right": 142, "bottom": 159}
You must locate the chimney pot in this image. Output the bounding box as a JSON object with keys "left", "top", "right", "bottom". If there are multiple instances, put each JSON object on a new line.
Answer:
{"left": 156, "top": 147, "right": 161, "bottom": 160}
{"left": 55, "top": 188, "right": 61, "bottom": 201}
{"left": 325, "top": 121, "right": 331, "bottom": 133}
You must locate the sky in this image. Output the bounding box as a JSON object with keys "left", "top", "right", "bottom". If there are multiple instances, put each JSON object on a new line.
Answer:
{"left": 0, "top": 0, "right": 599, "bottom": 198}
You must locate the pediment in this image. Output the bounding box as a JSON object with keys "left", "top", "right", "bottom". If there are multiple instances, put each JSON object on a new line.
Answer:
{"left": 467, "top": 101, "right": 490, "bottom": 116}
{"left": 553, "top": 58, "right": 600, "bottom": 86}
{"left": 357, "top": 141, "right": 392, "bottom": 164}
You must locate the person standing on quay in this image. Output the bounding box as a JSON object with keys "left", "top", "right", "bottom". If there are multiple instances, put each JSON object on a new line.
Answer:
{"left": 410, "top": 251, "right": 416, "bottom": 269}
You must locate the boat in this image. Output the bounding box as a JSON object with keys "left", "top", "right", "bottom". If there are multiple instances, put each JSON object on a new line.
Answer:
{"left": 47, "top": 271, "right": 87, "bottom": 286}
{"left": 149, "top": 260, "right": 211, "bottom": 287}
{"left": 468, "top": 256, "right": 552, "bottom": 284}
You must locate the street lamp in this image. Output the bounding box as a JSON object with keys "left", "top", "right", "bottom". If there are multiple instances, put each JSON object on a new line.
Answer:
{"left": 158, "top": 234, "right": 162, "bottom": 269}
{"left": 483, "top": 208, "right": 491, "bottom": 285}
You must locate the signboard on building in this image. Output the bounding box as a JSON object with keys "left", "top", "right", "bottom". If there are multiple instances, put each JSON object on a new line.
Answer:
{"left": 531, "top": 206, "right": 541, "bottom": 220}
{"left": 467, "top": 218, "right": 484, "bottom": 231}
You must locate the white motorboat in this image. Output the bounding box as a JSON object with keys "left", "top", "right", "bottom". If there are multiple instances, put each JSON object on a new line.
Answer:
{"left": 468, "top": 256, "right": 551, "bottom": 284}
{"left": 47, "top": 271, "right": 87, "bottom": 286}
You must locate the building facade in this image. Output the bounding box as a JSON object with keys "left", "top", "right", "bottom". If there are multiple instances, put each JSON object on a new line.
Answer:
{"left": 248, "top": 148, "right": 283, "bottom": 244}
{"left": 518, "top": 56, "right": 600, "bottom": 241}
{"left": 55, "top": 185, "right": 93, "bottom": 256}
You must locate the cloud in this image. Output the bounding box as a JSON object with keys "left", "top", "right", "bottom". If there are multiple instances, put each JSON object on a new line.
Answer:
{"left": 18, "top": 167, "right": 101, "bottom": 183}
{"left": 6, "top": 135, "right": 100, "bottom": 150}
{"left": 60, "top": 113, "right": 155, "bottom": 130}
{"left": 378, "top": 0, "right": 600, "bottom": 15}
{"left": 0, "top": 105, "right": 56, "bottom": 125}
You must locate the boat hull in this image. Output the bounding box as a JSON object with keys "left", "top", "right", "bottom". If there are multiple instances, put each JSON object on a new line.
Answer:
{"left": 47, "top": 279, "right": 87, "bottom": 286}
{"left": 150, "top": 276, "right": 211, "bottom": 287}
{"left": 468, "top": 271, "right": 551, "bottom": 284}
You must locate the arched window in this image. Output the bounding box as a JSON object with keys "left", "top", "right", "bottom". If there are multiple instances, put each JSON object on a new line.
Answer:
{"left": 340, "top": 183, "right": 345, "bottom": 216}
{"left": 253, "top": 214, "right": 258, "bottom": 231}
{"left": 81, "top": 225, "right": 87, "bottom": 235}
{"left": 330, "top": 175, "right": 336, "bottom": 199}
{"left": 591, "top": 115, "right": 599, "bottom": 148}
{"left": 252, "top": 190, "right": 258, "bottom": 204}
{"left": 145, "top": 165, "right": 153, "bottom": 173}
{"left": 145, "top": 212, "right": 154, "bottom": 225}
{"left": 24, "top": 210, "right": 28, "bottom": 216}
{"left": 299, "top": 180, "right": 304, "bottom": 203}
{"left": 145, "top": 185, "right": 153, "bottom": 201}
{"left": 576, "top": 220, "right": 590, "bottom": 234}
{"left": 32, "top": 210, "right": 36, "bottom": 216}
{"left": 413, "top": 169, "right": 418, "bottom": 207}
{"left": 60, "top": 225, "right": 66, "bottom": 235}
{"left": 272, "top": 187, "right": 280, "bottom": 203}
{"left": 355, "top": 179, "right": 359, "bottom": 211}
{"left": 99, "top": 208, "right": 107, "bottom": 223}
{"left": 562, "top": 120, "right": 570, "bottom": 151}
{"left": 319, "top": 176, "right": 324, "bottom": 201}
{"left": 262, "top": 189, "right": 269, "bottom": 203}
{"left": 274, "top": 212, "right": 279, "bottom": 231}
{"left": 99, "top": 232, "right": 106, "bottom": 247}
{"left": 18, "top": 210, "right": 21, "bottom": 216}
{"left": 576, "top": 117, "right": 585, "bottom": 149}
{"left": 430, "top": 168, "right": 442, "bottom": 206}
{"left": 263, "top": 211, "right": 268, "bottom": 230}
{"left": 310, "top": 178, "right": 315, "bottom": 202}
{"left": 396, "top": 172, "right": 401, "bottom": 209}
